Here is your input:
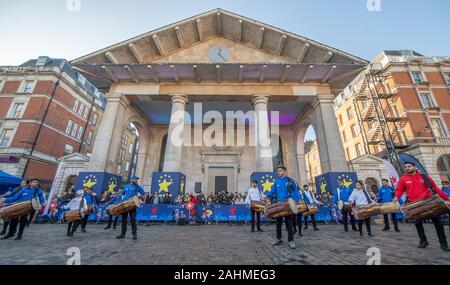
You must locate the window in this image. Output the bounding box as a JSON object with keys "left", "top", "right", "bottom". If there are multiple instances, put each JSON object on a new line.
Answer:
{"left": 430, "top": 118, "right": 448, "bottom": 138}
{"left": 351, "top": 125, "right": 358, "bottom": 138}
{"left": 121, "top": 135, "right": 128, "bottom": 145}
{"left": 72, "top": 100, "right": 79, "bottom": 112}
{"left": 65, "top": 120, "right": 73, "bottom": 135}
{"left": 338, "top": 114, "right": 343, "bottom": 126}
{"left": 10, "top": 103, "right": 24, "bottom": 118}
{"left": 119, "top": 148, "right": 125, "bottom": 161}
{"left": 420, "top": 93, "right": 435, "bottom": 109}
{"left": 342, "top": 131, "right": 347, "bottom": 143}
{"left": 78, "top": 104, "right": 85, "bottom": 117}
{"left": 77, "top": 126, "right": 84, "bottom": 140}
{"left": 83, "top": 106, "right": 89, "bottom": 119}
{"left": 411, "top": 71, "right": 424, "bottom": 84}
{"left": 22, "top": 80, "right": 35, "bottom": 93}
{"left": 355, "top": 143, "right": 363, "bottom": 156}
{"left": 445, "top": 74, "right": 450, "bottom": 85}
{"left": 71, "top": 123, "right": 78, "bottom": 138}
{"left": 125, "top": 161, "right": 130, "bottom": 172}
{"left": 64, "top": 144, "right": 74, "bottom": 155}
{"left": 347, "top": 108, "right": 354, "bottom": 120}
{"left": 86, "top": 131, "right": 93, "bottom": 145}
{"left": 129, "top": 143, "right": 134, "bottom": 154}
{"left": 91, "top": 113, "right": 98, "bottom": 125}
{"left": 116, "top": 164, "right": 122, "bottom": 175}
{"left": 313, "top": 153, "right": 318, "bottom": 161}
{"left": 0, "top": 129, "right": 14, "bottom": 147}
{"left": 315, "top": 166, "right": 321, "bottom": 176}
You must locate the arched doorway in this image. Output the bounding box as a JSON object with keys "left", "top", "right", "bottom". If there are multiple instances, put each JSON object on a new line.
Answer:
{"left": 296, "top": 123, "right": 322, "bottom": 189}
{"left": 65, "top": 175, "right": 77, "bottom": 192}
{"left": 365, "top": 177, "right": 379, "bottom": 195}
{"left": 437, "top": 155, "right": 450, "bottom": 181}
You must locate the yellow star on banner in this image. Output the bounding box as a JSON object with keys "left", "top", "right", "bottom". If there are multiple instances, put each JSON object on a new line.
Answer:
{"left": 83, "top": 179, "right": 97, "bottom": 188}
{"left": 108, "top": 182, "right": 117, "bottom": 193}
{"left": 158, "top": 179, "right": 174, "bottom": 193}
{"left": 261, "top": 179, "right": 274, "bottom": 193}
{"left": 320, "top": 181, "right": 327, "bottom": 194}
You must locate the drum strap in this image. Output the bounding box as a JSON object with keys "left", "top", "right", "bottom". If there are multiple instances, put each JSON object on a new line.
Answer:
{"left": 421, "top": 174, "right": 436, "bottom": 195}
{"left": 362, "top": 190, "right": 372, "bottom": 204}
{"left": 287, "top": 177, "right": 293, "bottom": 194}
{"left": 32, "top": 187, "right": 40, "bottom": 204}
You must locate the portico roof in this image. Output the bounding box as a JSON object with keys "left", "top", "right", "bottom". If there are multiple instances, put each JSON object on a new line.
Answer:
{"left": 71, "top": 8, "right": 367, "bottom": 91}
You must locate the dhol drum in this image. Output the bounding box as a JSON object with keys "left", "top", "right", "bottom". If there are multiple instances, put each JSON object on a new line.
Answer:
{"left": 338, "top": 200, "right": 352, "bottom": 212}
{"left": 62, "top": 209, "right": 85, "bottom": 222}
{"left": 251, "top": 200, "right": 266, "bottom": 213}
{"left": 401, "top": 195, "right": 450, "bottom": 223}
{"left": 353, "top": 203, "right": 381, "bottom": 220}
{"left": 297, "top": 201, "right": 308, "bottom": 214}
{"left": 0, "top": 199, "right": 41, "bottom": 221}
{"left": 264, "top": 198, "right": 298, "bottom": 219}
{"left": 379, "top": 201, "right": 401, "bottom": 215}
{"left": 108, "top": 196, "right": 142, "bottom": 216}
{"left": 86, "top": 206, "right": 94, "bottom": 214}
{"left": 305, "top": 204, "right": 319, "bottom": 216}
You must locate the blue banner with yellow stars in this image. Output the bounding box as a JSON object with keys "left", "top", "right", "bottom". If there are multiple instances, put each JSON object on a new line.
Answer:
{"left": 74, "top": 172, "right": 122, "bottom": 196}
{"left": 250, "top": 172, "right": 277, "bottom": 195}
{"left": 150, "top": 172, "right": 186, "bottom": 202}
{"left": 314, "top": 172, "right": 358, "bottom": 195}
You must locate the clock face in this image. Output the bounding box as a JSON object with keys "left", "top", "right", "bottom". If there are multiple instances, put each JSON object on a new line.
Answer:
{"left": 208, "top": 45, "right": 231, "bottom": 63}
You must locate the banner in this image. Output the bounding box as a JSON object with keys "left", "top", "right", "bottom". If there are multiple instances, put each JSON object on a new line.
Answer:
{"left": 150, "top": 172, "right": 186, "bottom": 202}
{"left": 250, "top": 172, "right": 277, "bottom": 195}
{"left": 314, "top": 172, "right": 358, "bottom": 195}
{"left": 74, "top": 172, "right": 122, "bottom": 196}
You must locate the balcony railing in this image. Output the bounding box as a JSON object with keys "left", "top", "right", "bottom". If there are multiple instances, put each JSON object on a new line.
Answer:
{"left": 436, "top": 137, "right": 450, "bottom": 145}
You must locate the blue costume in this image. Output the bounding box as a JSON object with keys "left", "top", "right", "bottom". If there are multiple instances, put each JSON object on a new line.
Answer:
{"left": 332, "top": 185, "right": 357, "bottom": 231}
{"left": 3, "top": 185, "right": 25, "bottom": 199}
{"left": 377, "top": 185, "right": 395, "bottom": 203}
{"left": 118, "top": 179, "right": 146, "bottom": 238}
{"left": 4, "top": 186, "right": 45, "bottom": 204}
{"left": 80, "top": 191, "right": 97, "bottom": 232}
{"left": 121, "top": 183, "right": 146, "bottom": 201}
{"left": 266, "top": 176, "right": 301, "bottom": 203}
{"left": 442, "top": 187, "right": 450, "bottom": 197}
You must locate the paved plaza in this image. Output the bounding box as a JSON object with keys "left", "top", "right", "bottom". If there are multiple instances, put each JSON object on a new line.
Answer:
{"left": 0, "top": 222, "right": 449, "bottom": 265}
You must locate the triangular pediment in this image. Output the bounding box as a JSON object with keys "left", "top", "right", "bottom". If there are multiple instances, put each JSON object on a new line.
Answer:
{"left": 349, "top": 154, "right": 385, "bottom": 165}
{"left": 71, "top": 8, "right": 367, "bottom": 66}
{"left": 57, "top": 153, "right": 90, "bottom": 162}
{"left": 150, "top": 36, "right": 291, "bottom": 64}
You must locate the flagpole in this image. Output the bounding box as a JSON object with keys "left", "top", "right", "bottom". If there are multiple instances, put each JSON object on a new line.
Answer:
{"left": 43, "top": 158, "right": 64, "bottom": 216}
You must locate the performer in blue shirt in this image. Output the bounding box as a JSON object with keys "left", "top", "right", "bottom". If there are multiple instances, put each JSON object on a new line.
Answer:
{"left": 332, "top": 179, "right": 358, "bottom": 232}
{"left": 292, "top": 184, "right": 310, "bottom": 237}
{"left": 266, "top": 165, "right": 301, "bottom": 249}
{"left": 80, "top": 187, "right": 97, "bottom": 233}
{"left": 117, "top": 176, "right": 146, "bottom": 240}
{"left": 303, "top": 185, "right": 321, "bottom": 231}
{"left": 0, "top": 180, "right": 28, "bottom": 236}
{"left": 104, "top": 190, "right": 121, "bottom": 230}
{"left": 442, "top": 180, "right": 450, "bottom": 234}
{"left": 0, "top": 179, "right": 46, "bottom": 240}
{"left": 377, "top": 179, "right": 400, "bottom": 232}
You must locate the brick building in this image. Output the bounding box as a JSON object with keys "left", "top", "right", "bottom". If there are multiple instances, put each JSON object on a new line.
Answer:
{"left": 334, "top": 50, "right": 450, "bottom": 185}
{"left": 0, "top": 57, "right": 106, "bottom": 188}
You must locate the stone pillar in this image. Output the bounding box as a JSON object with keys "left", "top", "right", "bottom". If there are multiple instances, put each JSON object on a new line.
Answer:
{"left": 88, "top": 93, "right": 129, "bottom": 173}
{"left": 253, "top": 95, "right": 273, "bottom": 172}
{"left": 296, "top": 153, "right": 308, "bottom": 186}
{"left": 163, "top": 94, "right": 189, "bottom": 172}
{"left": 312, "top": 95, "right": 349, "bottom": 173}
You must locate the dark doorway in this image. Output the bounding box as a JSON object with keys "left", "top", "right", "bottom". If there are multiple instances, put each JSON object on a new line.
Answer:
{"left": 215, "top": 176, "right": 228, "bottom": 193}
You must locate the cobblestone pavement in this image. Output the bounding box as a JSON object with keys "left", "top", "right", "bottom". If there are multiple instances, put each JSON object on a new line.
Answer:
{"left": 0, "top": 222, "right": 449, "bottom": 265}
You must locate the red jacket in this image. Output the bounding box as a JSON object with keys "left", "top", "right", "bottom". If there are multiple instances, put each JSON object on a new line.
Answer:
{"left": 395, "top": 171, "right": 449, "bottom": 202}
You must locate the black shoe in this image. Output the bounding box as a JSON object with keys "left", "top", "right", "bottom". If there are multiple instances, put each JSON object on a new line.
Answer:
{"left": 113, "top": 226, "right": 116, "bottom": 230}
{"left": 352, "top": 228, "right": 359, "bottom": 232}
{"left": 68, "top": 232, "right": 74, "bottom": 237}
{"left": 313, "top": 227, "right": 320, "bottom": 231}
{"left": 293, "top": 229, "right": 297, "bottom": 235}
{"left": 440, "top": 243, "right": 450, "bottom": 252}
{"left": 133, "top": 235, "right": 137, "bottom": 240}
{"left": 298, "top": 232, "right": 303, "bottom": 237}
{"left": 303, "top": 227, "right": 308, "bottom": 230}
{"left": 395, "top": 229, "right": 401, "bottom": 232}
{"left": 368, "top": 233, "right": 374, "bottom": 237}
{"left": 250, "top": 229, "right": 255, "bottom": 233}
{"left": 257, "top": 229, "right": 264, "bottom": 232}
{"left": 1, "top": 234, "right": 14, "bottom": 240}
{"left": 344, "top": 228, "right": 349, "bottom": 232}
{"left": 116, "top": 235, "right": 125, "bottom": 239}
{"left": 14, "top": 236, "right": 22, "bottom": 240}
{"left": 0, "top": 230, "right": 6, "bottom": 236}
{"left": 382, "top": 227, "right": 390, "bottom": 231}
{"left": 360, "top": 232, "right": 364, "bottom": 237}
{"left": 418, "top": 241, "right": 429, "bottom": 249}
{"left": 81, "top": 228, "right": 87, "bottom": 233}
{"left": 104, "top": 225, "right": 111, "bottom": 230}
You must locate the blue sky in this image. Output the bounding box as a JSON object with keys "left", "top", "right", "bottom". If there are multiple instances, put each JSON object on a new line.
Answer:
{"left": 1, "top": 0, "right": 449, "bottom": 140}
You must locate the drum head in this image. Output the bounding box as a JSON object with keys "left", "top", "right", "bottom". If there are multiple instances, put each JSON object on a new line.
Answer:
{"left": 338, "top": 200, "right": 344, "bottom": 210}
{"left": 288, "top": 198, "right": 298, "bottom": 215}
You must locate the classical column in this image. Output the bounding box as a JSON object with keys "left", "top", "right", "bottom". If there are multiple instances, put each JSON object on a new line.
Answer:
{"left": 253, "top": 95, "right": 273, "bottom": 172}
{"left": 296, "top": 153, "right": 308, "bottom": 186}
{"left": 88, "top": 93, "right": 129, "bottom": 173}
{"left": 163, "top": 94, "right": 189, "bottom": 172}
{"left": 312, "top": 95, "right": 349, "bottom": 173}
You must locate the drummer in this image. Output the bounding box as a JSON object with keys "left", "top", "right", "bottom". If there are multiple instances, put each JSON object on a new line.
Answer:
{"left": 63, "top": 190, "right": 87, "bottom": 237}
{"left": 244, "top": 180, "right": 264, "bottom": 233}
{"left": 266, "top": 165, "right": 301, "bottom": 249}
{"left": 293, "top": 184, "right": 310, "bottom": 237}
{"left": 442, "top": 181, "right": 450, "bottom": 234}
{"left": 332, "top": 179, "right": 358, "bottom": 232}
{"left": 104, "top": 190, "right": 121, "bottom": 230}
{"left": 377, "top": 179, "right": 400, "bottom": 232}
{"left": 348, "top": 181, "right": 374, "bottom": 237}
{"left": 393, "top": 161, "right": 450, "bottom": 251}
{"left": 0, "top": 179, "right": 46, "bottom": 240}
{"left": 0, "top": 180, "right": 28, "bottom": 236}
{"left": 80, "top": 187, "right": 97, "bottom": 233}
{"left": 302, "top": 185, "right": 321, "bottom": 231}
{"left": 116, "top": 176, "right": 146, "bottom": 240}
